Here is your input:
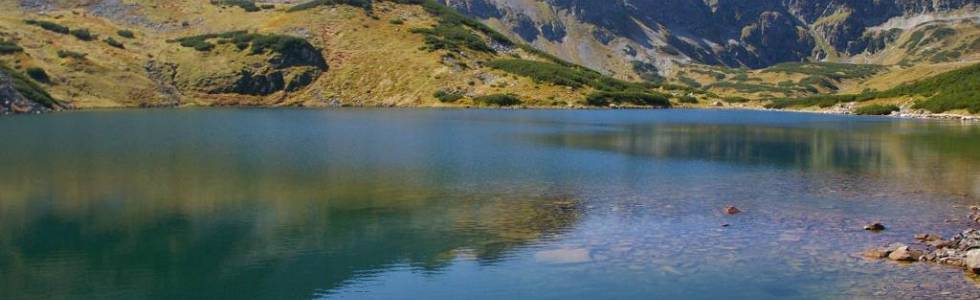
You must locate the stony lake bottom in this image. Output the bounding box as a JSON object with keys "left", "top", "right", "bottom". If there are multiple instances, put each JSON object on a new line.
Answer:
{"left": 0, "top": 109, "right": 978, "bottom": 299}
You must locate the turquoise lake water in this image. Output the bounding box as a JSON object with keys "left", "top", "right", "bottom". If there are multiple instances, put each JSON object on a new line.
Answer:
{"left": 0, "top": 109, "right": 978, "bottom": 299}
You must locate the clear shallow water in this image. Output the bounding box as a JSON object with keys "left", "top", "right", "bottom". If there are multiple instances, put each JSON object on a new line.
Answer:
{"left": 0, "top": 109, "right": 978, "bottom": 299}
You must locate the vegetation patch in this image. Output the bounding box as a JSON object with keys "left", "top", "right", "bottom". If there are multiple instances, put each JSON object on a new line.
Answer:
{"left": 211, "top": 0, "right": 260, "bottom": 12}
{"left": 70, "top": 28, "right": 96, "bottom": 41}
{"left": 853, "top": 104, "right": 899, "bottom": 115}
{"left": 173, "top": 32, "right": 322, "bottom": 66}
{"left": 678, "top": 76, "right": 701, "bottom": 88}
{"left": 25, "top": 67, "right": 50, "bottom": 84}
{"left": 288, "top": 0, "right": 373, "bottom": 12}
{"left": 474, "top": 94, "right": 521, "bottom": 106}
{"left": 0, "top": 64, "right": 59, "bottom": 108}
{"left": 433, "top": 89, "right": 463, "bottom": 103}
{"left": 24, "top": 19, "right": 70, "bottom": 34}
{"left": 486, "top": 59, "right": 651, "bottom": 92}
{"left": 57, "top": 50, "right": 87, "bottom": 59}
{"left": 0, "top": 40, "right": 23, "bottom": 54}
{"left": 104, "top": 37, "right": 125, "bottom": 49}
{"left": 769, "top": 63, "right": 980, "bottom": 113}
{"left": 709, "top": 81, "right": 792, "bottom": 94}
{"left": 721, "top": 96, "right": 750, "bottom": 103}
{"left": 586, "top": 91, "right": 670, "bottom": 107}
{"left": 763, "top": 62, "right": 883, "bottom": 80}
{"left": 118, "top": 30, "right": 136, "bottom": 39}
{"left": 677, "top": 95, "right": 698, "bottom": 104}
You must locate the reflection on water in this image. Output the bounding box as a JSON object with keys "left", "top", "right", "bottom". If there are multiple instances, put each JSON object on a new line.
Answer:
{"left": 0, "top": 109, "right": 978, "bottom": 299}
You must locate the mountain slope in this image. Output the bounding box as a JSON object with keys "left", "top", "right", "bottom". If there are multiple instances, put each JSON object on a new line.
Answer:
{"left": 443, "top": 0, "right": 979, "bottom": 78}
{"left": 0, "top": 0, "right": 691, "bottom": 112}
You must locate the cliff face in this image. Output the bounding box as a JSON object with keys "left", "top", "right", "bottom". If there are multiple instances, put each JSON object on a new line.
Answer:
{"left": 443, "top": 0, "right": 978, "bottom": 76}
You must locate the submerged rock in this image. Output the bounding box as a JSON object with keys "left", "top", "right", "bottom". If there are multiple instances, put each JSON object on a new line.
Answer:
{"left": 723, "top": 206, "right": 741, "bottom": 215}
{"left": 863, "top": 222, "right": 885, "bottom": 231}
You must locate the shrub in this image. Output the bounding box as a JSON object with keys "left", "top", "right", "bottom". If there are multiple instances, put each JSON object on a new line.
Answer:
{"left": 411, "top": 24, "right": 494, "bottom": 53}
{"left": 24, "top": 20, "right": 70, "bottom": 34}
{"left": 389, "top": 18, "right": 404, "bottom": 25}
{"left": 853, "top": 104, "right": 899, "bottom": 115}
{"left": 678, "top": 76, "right": 701, "bottom": 88}
{"left": 25, "top": 67, "right": 50, "bottom": 83}
{"left": 0, "top": 40, "right": 23, "bottom": 54}
{"left": 586, "top": 91, "right": 670, "bottom": 107}
{"left": 485, "top": 59, "right": 651, "bottom": 91}
{"left": 721, "top": 96, "right": 750, "bottom": 103}
{"left": 0, "top": 64, "right": 59, "bottom": 108}
{"left": 763, "top": 62, "right": 883, "bottom": 80}
{"left": 260, "top": 4, "right": 275, "bottom": 9}
{"left": 174, "top": 31, "right": 314, "bottom": 56}
{"left": 104, "top": 37, "right": 125, "bottom": 49}
{"left": 434, "top": 89, "right": 463, "bottom": 103}
{"left": 288, "top": 0, "right": 373, "bottom": 12}
{"left": 69, "top": 28, "right": 96, "bottom": 41}
{"left": 474, "top": 94, "right": 521, "bottom": 106}
{"left": 677, "top": 95, "right": 698, "bottom": 104}
{"left": 57, "top": 50, "right": 87, "bottom": 59}
{"left": 118, "top": 30, "right": 136, "bottom": 38}
{"left": 211, "top": 0, "right": 260, "bottom": 12}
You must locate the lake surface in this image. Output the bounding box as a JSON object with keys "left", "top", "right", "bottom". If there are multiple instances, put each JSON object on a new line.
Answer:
{"left": 0, "top": 109, "right": 978, "bottom": 299}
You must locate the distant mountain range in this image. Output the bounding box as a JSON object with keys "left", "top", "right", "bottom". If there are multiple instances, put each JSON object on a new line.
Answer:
{"left": 444, "top": 0, "right": 978, "bottom": 77}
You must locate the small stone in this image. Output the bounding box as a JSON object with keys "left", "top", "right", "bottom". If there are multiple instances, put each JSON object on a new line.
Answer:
{"left": 863, "top": 247, "right": 890, "bottom": 259}
{"left": 721, "top": 223, "right": 730, "bottom": 227}
{"left": 914, "top": 233, "right": 941, "bottom": 241}
{"left": 864, "top": 243, "right": 904, "bottom": 259}
{"left": 864, "top": 222, "right": 885, "bottom": 231}
{"left": 723, "top": 206, "right": 741, "bottom": 215}
{"left": 926, "top": 239, "right": 952, "bottom": 248}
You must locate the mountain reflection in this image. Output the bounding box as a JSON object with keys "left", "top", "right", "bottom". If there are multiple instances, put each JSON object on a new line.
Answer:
{"left": 0, "top": 111, "right": 583, "bottom": 300}
{"left": 529, "top": 122, "right": 980, "bottom": 196}
{"left": 0, "top": 181, "right": 580, "bottom": 299}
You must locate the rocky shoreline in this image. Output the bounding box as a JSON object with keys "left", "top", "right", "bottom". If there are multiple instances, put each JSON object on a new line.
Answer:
{"left": 864, "top": 207, "right": 980, "bottom": 275}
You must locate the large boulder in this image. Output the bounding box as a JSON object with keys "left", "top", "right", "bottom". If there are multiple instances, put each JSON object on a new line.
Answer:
{"left": 966, "top": 249, "right": 980, "bottom": 274}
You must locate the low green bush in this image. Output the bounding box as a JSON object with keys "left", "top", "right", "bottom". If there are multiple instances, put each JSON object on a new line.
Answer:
{"left": 104, "top": 37, "right": 125, "bottom": 49}
{"left": 433, "top": 89, "right": 463, "bottom": 102}
{"left": 211, "top": 0, "right": 260, "bottom": 12}
{"left": 25, "top": 67, "right": 50, "bottom": 83}
{"left": 117, "top": 30, "right": 136, "bottom": 39}
{"left": 70, "top": 28, "right": 96, "bottom": 41}
{"left": 586, "top": 91, "right": 670, "bottom": 107}
{"left": 24, "top": 19, "right": 70, "bottom": 34}
{"left": 677, "top": 95, "right": 698, "bottom": 104}
{"left": 721, "top": 96, "right": 750, "bottom": 103}
{"left": 0, "top": 40, "right": 23, "bottom": 54}
{"left": 57, "top": 50, "right": 87, "bottom": 59}
{"left": 485, "top": 59, "right": 651, "bottom": 92}
{"left": 474, "top": 94, "right": 521, "bottom": 106}
{"left": 853, "top": 104, "right": 899, "bottom": 115}
{"left": 288, "top": 0, "right": 372, "bottom": 12}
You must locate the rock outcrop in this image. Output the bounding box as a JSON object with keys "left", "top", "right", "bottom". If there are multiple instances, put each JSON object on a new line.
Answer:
{"left": 0, "top": 69, "right": 49, "bottom": 115}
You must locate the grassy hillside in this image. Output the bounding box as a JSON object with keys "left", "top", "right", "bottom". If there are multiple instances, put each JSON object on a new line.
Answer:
{"left": 765, "top": 63, "right": 980, "bottom": 114}
{"left": 0, "top": 0, "right": 693, "bottom": 110}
